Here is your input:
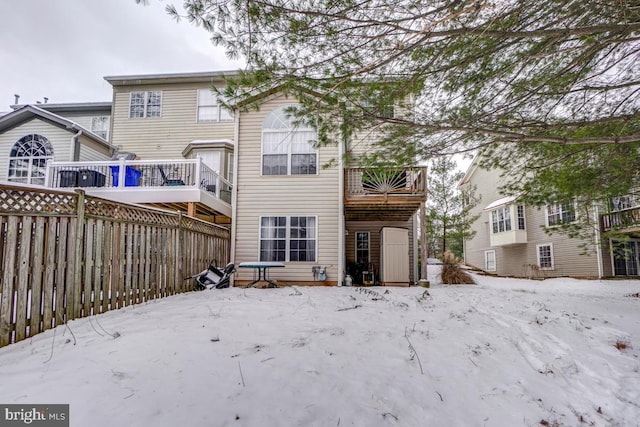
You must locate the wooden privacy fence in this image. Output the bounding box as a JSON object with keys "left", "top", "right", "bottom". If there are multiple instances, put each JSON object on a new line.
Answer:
{"left": 0, "top": 184, "right": 231, "bottom": 348}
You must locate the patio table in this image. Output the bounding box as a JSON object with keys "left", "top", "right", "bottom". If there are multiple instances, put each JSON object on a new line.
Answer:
{"left": 239, "top": 262, "right": 285, "bottom": 288}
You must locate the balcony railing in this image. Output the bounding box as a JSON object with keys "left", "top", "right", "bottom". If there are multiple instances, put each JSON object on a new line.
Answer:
{"left": 45, "top": 158, "right": 232, "bottom": 205}
{"left": 601, "top": 206, "right": 640, "bottom": 232}
{"left": 345, "top": 166, "right": 427, "bottom": 198}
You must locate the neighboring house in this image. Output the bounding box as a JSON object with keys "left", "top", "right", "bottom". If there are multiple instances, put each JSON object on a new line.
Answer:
{"left": 459, "top": 156, "right": 639, "bottom": 278}
{"left": 0, "top": 104, "right": 114, "bottom": 185}
{"left": 40, "top": 70, "right": 427, "bottom": 286}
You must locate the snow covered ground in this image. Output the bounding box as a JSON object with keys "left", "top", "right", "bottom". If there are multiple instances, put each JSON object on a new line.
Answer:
{"left": 1, "top": 272, "right": 639, "bottom": 427}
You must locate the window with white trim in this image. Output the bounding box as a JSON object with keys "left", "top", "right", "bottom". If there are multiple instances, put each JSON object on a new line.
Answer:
{"left": 8, "top": 134, "right": 53, "bottom": 185}
{"left": 260, "top": 216, "right": 317, "bottom": 262}
{"left": 197, "top": 89, "right": 233, "bottom": 122}
{"left": 90, "top": 116, "right": 110, "bottom": 139}
{"left": 356, "top": 232, "right": 370, "bottom": 264}
{"left": 546, "top": 203, "right": 576, "bottom": 226}
{"left": 484, "top": 250, "right": 496, "bottom": 271}
{"left": 227, "top": 153, "right": 234, "bottom": 182}
{"left": 129, "top": 91, "right": 161, "bottom": 118}
{"left": 262, "top": 105, "right": 317, "bottom": 175}
{"left": 491, "top": 206, "right": 512, "bottom": 233}
{"left": 517, "top": 205, "right": 526, "bottom": 230}
{"left": 536, "top": 244, "right": 554, "bottom": 269}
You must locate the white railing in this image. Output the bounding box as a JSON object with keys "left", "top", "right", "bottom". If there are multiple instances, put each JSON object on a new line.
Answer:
{"left": 45, "top": 158, "right": 232, "bottom": 205}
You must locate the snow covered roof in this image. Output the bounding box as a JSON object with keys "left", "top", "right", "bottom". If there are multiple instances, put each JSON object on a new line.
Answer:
{"left": 484, "top": 195, "right": 518, "bottom": 210}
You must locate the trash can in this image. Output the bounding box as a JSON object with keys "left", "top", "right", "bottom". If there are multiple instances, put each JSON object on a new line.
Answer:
{"left": 58, "top": 170, "right": 78, "bottom": 187}
{"left": 78, "top": 170, "right": 106, "bottom": 187}
{"left": 110, "top": 166, "right": 142, "bottom": 187}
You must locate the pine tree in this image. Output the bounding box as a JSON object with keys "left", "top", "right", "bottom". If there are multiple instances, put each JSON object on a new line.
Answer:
{"left": 426, "top": 156, "right": 479, "bottom": 258}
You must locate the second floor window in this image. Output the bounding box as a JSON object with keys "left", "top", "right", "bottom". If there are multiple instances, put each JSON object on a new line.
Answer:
{"left": 129, "top": 91, "right": 161, "bottom": 118}
{"left": 262, "top": 105, "right": 317, "bottom": 176}
{"left": 91, "top": 116, "right": 110, "bottom": 139}
{"left": 197, "top": 89, "right": 233, "bottom": 122}
{"left": 547, "top": 202, "right": 576, "bottom": 226}
{"left": 491, "top": 206, "right": 511, "bottom": 233}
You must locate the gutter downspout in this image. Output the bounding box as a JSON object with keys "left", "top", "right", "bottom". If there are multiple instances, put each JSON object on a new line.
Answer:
{"left": 230, "top": 109, "right": 240, "bottom": 286}
{"left": 70, "top": 128, "right": 83, "bottom": 161}
{"left": 338, "top": 137, "right": 345, "bottom": 286}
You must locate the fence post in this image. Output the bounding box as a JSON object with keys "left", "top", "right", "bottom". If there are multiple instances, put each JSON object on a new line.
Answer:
{"left": 176, "top": 211, "right": 183, "bottom": 292}
{"left": 71, "top": 189, "right": 86, "bottom": 319}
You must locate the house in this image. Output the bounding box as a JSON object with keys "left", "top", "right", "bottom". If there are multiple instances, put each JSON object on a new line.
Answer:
{"left": 38, "top": 70, "right": 427, "bottom": 286}
{"left": 0, "top": 102, "right": 114, "bottom": 185}
{"left": 459, "top": 155, "right": 639, "bottom": 278}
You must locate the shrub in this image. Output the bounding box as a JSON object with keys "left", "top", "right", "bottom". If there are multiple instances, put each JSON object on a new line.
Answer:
{"left": 441, "top": 251, "right": 476, "bottom": 285}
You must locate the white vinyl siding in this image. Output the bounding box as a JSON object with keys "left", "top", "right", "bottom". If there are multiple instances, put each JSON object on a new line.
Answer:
{"left": 537, "top": 244, "right": 554, "bottom": 270}
{"left": 234, "top": 94, "right": 340, "bottom": 284}
{"left": 197, "top": 89, "right": 233, "bottom": 122}
{"left": 129, "top": 91, "right": 162, "bottom": 118}
{"left": 111, "top": 85, "right": 235, "bottom": 159}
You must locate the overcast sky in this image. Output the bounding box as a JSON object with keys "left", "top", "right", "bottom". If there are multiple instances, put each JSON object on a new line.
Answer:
{"left": 0, "top": 0, "right": 245, "bottom": 111}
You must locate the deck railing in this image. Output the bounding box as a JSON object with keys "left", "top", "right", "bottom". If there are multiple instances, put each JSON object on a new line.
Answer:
{"left": 45, "top": 158, "right": 232, "bottom": 205}
{"left": 601, "top": 206, "right": 640, "bottom": 232}
{"left": 345, "top": 166, "right": 427, "bottom": 197}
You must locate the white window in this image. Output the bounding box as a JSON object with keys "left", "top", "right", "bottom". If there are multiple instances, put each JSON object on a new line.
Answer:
{"left": 262, "top": 105, "right": 317, "bottom": 176}
{"left": 536, "top": 244, "right": 554, "bottom": 270}
{"left": 484, "top": 250, "right": 496, "bottom": 271}
{"left": 356, "top": 232, "right": 370, "bottom": 264}
{"left": 546, "top": 203, "right": 576, "bottom": 226}
{"left": 491, "top": 206, "right": 512, "bottom": 233}
{"left": 91, "top": 116, "right": 110, "bottom": 139}
{"left": 227, "top": 153, "right": 234, "bottom": 183}
{"left": 517, "top": 205, "right": 526, "bottom": 230}
{"left": 129, "top": 91, "right": 161, "bottom": 118}
{"left": 260, "top": 216, "right": 317, "bottom": 262}
{"left": 8, "top": 134, "right": 53, "bottom": 185}
{"left": 197, "top": 89, "right": 233, "bottom": 122}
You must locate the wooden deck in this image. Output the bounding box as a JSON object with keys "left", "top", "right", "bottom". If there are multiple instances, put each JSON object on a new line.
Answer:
{"left": 344, "top": 166, "right": 427, "bottom": 221}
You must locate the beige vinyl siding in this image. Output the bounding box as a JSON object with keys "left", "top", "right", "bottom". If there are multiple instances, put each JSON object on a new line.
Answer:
{"left": 77, "top": 135, "right": 112, "bottom": 161}
{"left": 49, "top": 112, "right": 103, "bottom": 132}
{"left": 345, "top": 219, "right": 416, "bottom": 283}
{"left": 0, "top": 118, "right": 73, "bottom": 181}
{"left": 110, "top": 83, "right": 235, "bottom": 159}
{"left": 462, "top": 162, "right": 600, "bottom": 278}
{"left": 234, "top": 95, "right": 340, "bottom": 284}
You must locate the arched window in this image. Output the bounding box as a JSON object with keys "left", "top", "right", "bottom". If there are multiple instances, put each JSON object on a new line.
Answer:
{"left": 8, "top": 134, "right": 54, "bottom": 185}
{"left": 262, "top": 105, "right": 317, "bottom": 175}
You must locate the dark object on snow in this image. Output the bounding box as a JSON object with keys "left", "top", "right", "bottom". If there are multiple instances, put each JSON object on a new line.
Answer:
{"left": 441, "top": 251, "right": 476, "bottom": 285}
{"left": 186, "top": 261, "right": 235, "bottom": 290}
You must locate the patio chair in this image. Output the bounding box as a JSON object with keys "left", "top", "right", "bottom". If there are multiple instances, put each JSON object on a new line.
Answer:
{"left": 158, "top": 166, "right": 185, "bottom": 186}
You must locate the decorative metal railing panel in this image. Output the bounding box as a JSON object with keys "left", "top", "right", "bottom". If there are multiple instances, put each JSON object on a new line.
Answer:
{"left": 345, "top": 166, "right": 427, "bottom": 197}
